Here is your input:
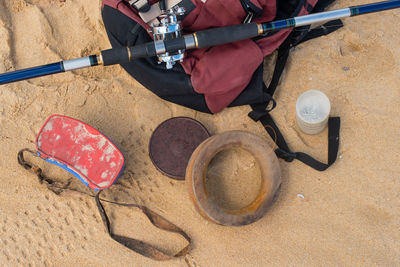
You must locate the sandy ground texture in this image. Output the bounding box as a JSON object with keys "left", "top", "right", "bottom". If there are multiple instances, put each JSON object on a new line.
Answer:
{"left": 0, "top": 0, "right": 399, "bottom": 266}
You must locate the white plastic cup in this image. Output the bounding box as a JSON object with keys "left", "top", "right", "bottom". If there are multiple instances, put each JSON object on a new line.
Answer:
{"left": 296, "top": 90, "right": 331, "bottom": 135}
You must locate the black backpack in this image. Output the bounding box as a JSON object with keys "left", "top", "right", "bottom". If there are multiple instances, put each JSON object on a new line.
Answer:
{"left": 101, "top": 0, "right": 342, "bottom": 171}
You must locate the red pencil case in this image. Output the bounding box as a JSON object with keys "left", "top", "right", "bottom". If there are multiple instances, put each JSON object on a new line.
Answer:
{"left": 35, "top": 115, "right": 125, "bottom": 191}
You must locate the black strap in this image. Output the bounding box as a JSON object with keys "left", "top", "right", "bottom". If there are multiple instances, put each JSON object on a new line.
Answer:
{"left": 248, "top": 16, "right": 343, "bottom": 171}
{"left": 296, "top": 20, "right": 344, "bottom": 45}
{"left": 250, "top": 112, "right": 340, "bottom": 171}
{"left": 264, "top": 37, "right": 291, "bottom": 97}
{"left": 264, "top": 20, "right": 344, "bottom": 97}
{"left": 275, "top": 117, "right": 341, "bottom": 171}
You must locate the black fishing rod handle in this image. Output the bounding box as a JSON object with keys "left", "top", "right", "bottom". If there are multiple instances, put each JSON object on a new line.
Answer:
{"left": 195, "top": 22, "right": 260, "bottom": 49}
{"left": 101, "top": 42, "right": 157, "bottom": 66}
{"left": 101, "top": 22, "right": 260, "bottom": 66}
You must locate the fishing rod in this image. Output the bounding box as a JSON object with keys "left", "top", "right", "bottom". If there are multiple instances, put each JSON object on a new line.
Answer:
{"left": 1, "top": 0, "right": 400, "bottom": 85}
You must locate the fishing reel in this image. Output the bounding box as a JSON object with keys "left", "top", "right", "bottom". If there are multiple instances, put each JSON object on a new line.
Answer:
{"left": 149, "top": 6, "right": 185, "bottom": 69}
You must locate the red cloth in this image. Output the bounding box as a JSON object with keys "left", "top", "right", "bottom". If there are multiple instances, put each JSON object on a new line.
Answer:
{"left": 179, "top": 0, "right": 275, "bottom": 112}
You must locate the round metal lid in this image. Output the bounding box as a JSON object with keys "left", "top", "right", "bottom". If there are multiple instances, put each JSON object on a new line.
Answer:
{"left": 149, "top": 117, "right": 211, "bottom": 180}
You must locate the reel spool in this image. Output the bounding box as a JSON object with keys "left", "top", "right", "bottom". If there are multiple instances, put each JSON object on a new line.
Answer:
{"left": 150, "top": 6, "right": 185, "bottom": 69}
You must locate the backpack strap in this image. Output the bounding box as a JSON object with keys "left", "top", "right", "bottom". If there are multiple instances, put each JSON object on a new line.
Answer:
{"left": 264, "top": 19, "right": 344, "bottom": 97}
{"left": 249, "top": 110, "right": 340, "bottom": 171}
{"left": 249, "top": 16, "right": 344, "bottom": 171}
{"left": 296, "top": 19, "right": 344, "bottom": 44}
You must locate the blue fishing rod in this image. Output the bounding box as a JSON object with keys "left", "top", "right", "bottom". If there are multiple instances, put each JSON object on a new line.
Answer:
{"left": 1, "top": 0, "right": 400, "bottom": 85}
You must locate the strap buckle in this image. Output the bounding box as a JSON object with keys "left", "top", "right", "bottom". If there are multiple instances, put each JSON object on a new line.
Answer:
{"left": 275, "top": 149, "right": 297, "bottom": 162}
{"left": 248, "top": 95, "right": 276, "bottom": 122}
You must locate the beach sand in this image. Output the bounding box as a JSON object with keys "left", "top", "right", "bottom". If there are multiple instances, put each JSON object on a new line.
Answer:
{"left": 0, "top": 0, "right": 399, "bottom": 266}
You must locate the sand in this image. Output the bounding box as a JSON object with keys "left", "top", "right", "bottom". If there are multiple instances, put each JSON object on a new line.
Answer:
{"left": 206, "top": 147, "right": 262, "bottom": 211}
{"left": 0, "top": 0, "right": 399, "bottom": 266}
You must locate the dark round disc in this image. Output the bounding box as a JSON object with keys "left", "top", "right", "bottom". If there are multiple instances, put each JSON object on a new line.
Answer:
{"left": 149, "top": 117, "right": 211, "bottom": 180}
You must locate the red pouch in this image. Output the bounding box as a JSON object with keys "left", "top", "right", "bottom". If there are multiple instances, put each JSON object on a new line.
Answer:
{"left": 35, "top": 115, "right": 125, "bottom": 191}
